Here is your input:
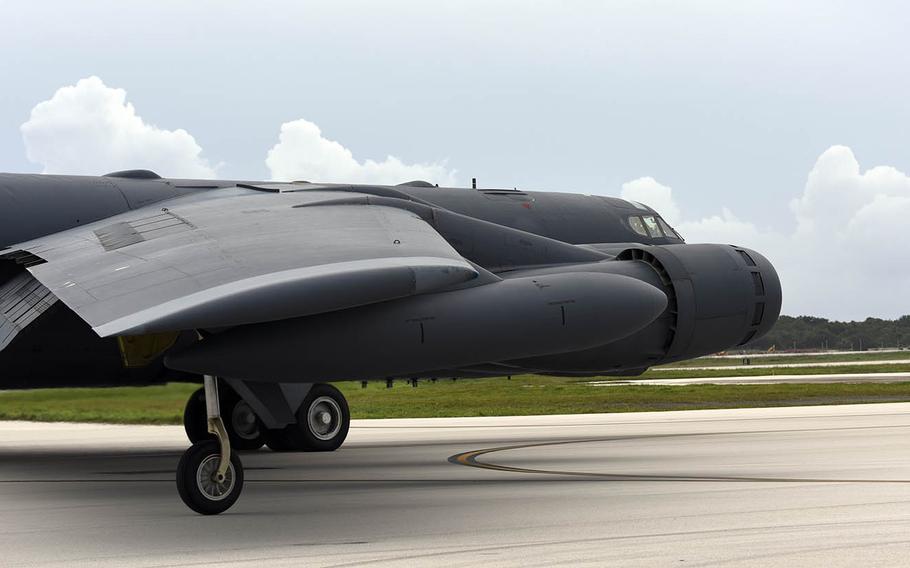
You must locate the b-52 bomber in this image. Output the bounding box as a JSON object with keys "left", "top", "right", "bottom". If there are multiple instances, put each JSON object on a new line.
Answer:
{"left": 0, "top": 170, "right": 780, "bottom": 514}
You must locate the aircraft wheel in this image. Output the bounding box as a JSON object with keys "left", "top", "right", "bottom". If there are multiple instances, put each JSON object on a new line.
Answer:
{"left": 225, "top": 397, "right": 265, "bottom": 451}
{"left": 183, "top": 388, "right": 208, "bottom": 444}
{"left": 291, "top": 384, "right": 350, "bottom": 452}
{"left": 176, "top": 440, "right": 244, "bottom": 515}
{"left": 183, "top": 387, "right": 265, "bottom": 451}
{"left": 262, "top": 384, "right": 350, "bottom": 452}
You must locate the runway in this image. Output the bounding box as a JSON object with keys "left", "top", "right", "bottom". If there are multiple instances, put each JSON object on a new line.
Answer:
{"left": 592, "top": 371, "right": 910, "bottom": 386}
{"left": 2, "top": 404, "right": 910, "bottom": 567}
{"left": 707, "top": 349, "right": 906, "bottom": 359}
{"left": 653, "top": 359, "right": 910, "bottom": 371}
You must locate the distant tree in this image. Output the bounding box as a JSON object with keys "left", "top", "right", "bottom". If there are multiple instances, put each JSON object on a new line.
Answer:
{"left": 743, "top": 314, "right": 910, "bottom": 351}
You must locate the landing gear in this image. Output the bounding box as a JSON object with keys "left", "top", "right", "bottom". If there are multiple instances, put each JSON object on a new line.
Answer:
{"left": 183, "top": 384, "right": 265, "bottom": 451}
{"left": 176, "top": 440, "right": 244, "bottom": 515}
{"left": 228, "top": 399, "right": 264, "bottom": 450}
{"left": 264, "top": 384, "right": 350, "bottom": 452}
{"left": 184, "top": 380, "right": 349, "bottom": 453}
{"left": 176, "top": 375, "right": 244, "bottom": 515}
{"left": 183, "top": 387, "right": 208, "bottom": 443}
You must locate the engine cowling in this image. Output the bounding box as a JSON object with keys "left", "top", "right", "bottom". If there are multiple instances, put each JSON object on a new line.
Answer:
{"left": 629, "top": 243, "right": 782, "bottom": 363}
{"left": 506, "top": 243, "right": 782, "bottom": 373}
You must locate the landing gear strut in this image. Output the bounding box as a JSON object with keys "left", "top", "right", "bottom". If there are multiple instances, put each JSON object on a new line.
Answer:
{"left": 176, "top": 375, "right": 244, "bottom": 514}
{"left": 184, "top": 384, "right": 265, "bottom": 451}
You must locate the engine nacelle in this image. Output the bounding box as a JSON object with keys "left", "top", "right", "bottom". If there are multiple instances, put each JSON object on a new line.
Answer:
{"left": 506, "top": 243, "right": 782, "bottom": 373}
{"left": 637, "top": 243, "right": 781, "bottom": 362}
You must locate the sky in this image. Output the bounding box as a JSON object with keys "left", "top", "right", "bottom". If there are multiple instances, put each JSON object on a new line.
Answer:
{"left": 1, "top": 0, "right": 908, "bottom": 320}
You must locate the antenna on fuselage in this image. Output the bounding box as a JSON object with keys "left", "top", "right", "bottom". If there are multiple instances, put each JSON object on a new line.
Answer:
{"left": 472, "top": 177, "right": 477, "bottom": 189}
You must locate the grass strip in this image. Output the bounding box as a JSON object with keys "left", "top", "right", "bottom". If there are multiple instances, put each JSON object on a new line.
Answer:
{"left": 1, "top": 375, "right": 910, "bottom": 424}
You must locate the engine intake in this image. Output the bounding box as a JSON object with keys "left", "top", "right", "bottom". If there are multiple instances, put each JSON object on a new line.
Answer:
{"left": 620, "top": 243, "right": 781, "bottom": 362}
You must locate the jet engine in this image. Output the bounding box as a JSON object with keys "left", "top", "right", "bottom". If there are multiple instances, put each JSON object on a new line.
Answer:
{"left": 507, "top": 243, "right": 782, "bottom": 374}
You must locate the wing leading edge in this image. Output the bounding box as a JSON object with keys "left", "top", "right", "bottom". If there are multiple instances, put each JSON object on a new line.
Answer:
{"left": 8, "top": 188, "right": 479, "bottom": 336}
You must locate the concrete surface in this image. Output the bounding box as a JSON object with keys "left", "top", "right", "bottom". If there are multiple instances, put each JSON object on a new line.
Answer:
{"left": 593, "top": 371, "right": 910, "bottom": 386}
{"left": 655, "top": 359, "right": 910, "bottom": 372}
{"left": 2, "top": 404, "right": 910, "bottom": 567}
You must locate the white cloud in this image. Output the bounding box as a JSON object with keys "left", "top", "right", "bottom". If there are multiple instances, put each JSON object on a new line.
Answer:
{"left": 21, "top": 76, "right": 216, "bottom": 178}
{"left": 620, "top": 177, "right": 681, "bottom": 225}
{"left": 622, "top": 146, "right": 910, "bottom": 320}
{"left": 677, "top": 208, "right": 767, "bottom": 245}
{"left": 266, "top": 118, "right": 456, "bottom": 186}
{"left": 17, "top": 80, "right": 903, "bottom": 320}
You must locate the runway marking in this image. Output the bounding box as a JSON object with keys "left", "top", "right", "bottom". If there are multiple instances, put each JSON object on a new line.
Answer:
{"left": 448, "top": 435, "right": 910, "bottom": 484}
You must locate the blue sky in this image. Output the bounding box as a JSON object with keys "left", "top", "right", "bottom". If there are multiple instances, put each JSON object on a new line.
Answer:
{"left": 2, "top": 0, "right": 908, "bottom": 319}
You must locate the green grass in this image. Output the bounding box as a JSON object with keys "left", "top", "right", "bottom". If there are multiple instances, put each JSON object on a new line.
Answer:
{"left": 2, "top": 371, "right": 910, "bottom": 424}
{"left": 0, "top": 383, "right": 199, "bottom": 425}
{"left": 341, "top": 377, "right": 910, "bottom": 418}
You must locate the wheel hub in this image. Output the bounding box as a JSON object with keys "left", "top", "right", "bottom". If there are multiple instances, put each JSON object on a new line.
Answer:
{"left": 196, "top": 455, "right": 235, "bottom": 501}
{"left": 230, "top": 401, "right": 260, "bottom": 440}
{"left": 307, "top": 396, "right": 342, "bottom": 441}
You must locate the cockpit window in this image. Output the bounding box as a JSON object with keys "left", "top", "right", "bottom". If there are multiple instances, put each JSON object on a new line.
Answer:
{"left": 629, "top": 214, "right": 684, "bottom": 240}
{"left": 658, "top": 218, "right": 680, "bottom": 240}
{"left": 642, "top": 216, "right": 662, "bottom": 238}
{"left": 628, "top": 216, "right": 648, "bottom": 236}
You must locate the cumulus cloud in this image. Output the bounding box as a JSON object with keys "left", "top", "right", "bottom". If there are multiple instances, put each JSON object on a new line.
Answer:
{"left": 21, "top": 76, "right": 216, "bottom": 178}
{"left": 17, "top": 80, "right": 902, "bottom": 320}
{"left": 266, "top": 118, "right": 456, "bottom": 186}
{"left": 620, "top": 176, "right": 681, "bottom": 225}
{"left": 622, "top": 146, "right": 910, "bottom": 320}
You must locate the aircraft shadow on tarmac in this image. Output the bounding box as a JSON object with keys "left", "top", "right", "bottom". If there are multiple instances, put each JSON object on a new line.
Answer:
{"left": 2, "top": 436, "right": 908, "bottom": 487}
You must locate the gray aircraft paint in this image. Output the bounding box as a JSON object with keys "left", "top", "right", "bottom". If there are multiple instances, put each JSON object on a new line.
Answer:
{"left": 165, "top": 271, "right": 669, "bottom": 382}
{"left": 0, "top": 171, "right": 781, "bottom": 390}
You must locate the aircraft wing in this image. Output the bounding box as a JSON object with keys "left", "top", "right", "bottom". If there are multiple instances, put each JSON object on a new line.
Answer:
{"left": 2, "top": 187, "right": 478, "bottom": 337}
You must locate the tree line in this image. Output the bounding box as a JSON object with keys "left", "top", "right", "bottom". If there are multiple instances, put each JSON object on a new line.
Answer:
{"left": 744, "top": 315, "right": 910, "bottom": 351}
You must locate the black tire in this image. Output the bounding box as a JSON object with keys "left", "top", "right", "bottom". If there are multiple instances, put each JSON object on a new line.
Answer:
{"left": 288, "top": 384, "right": 350, "bottom": 452}
{"left": 176, "top": 440, "right": 244, "bottom": 515}
{"left": 182, "top": 386, "right": 265, "bottom": 451}
{"left": 222, "top": 390, "right": 265, "bottom": 451}
{"left": 183, "top": 388, "right": 209, "bottom": 444}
